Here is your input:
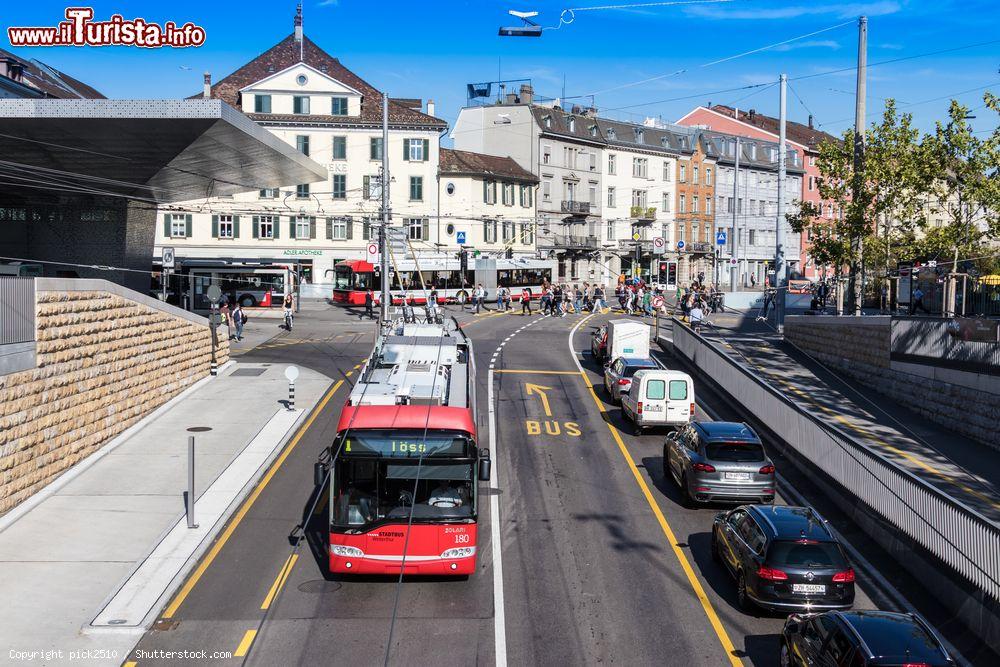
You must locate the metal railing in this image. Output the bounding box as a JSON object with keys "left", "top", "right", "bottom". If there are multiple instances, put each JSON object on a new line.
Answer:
{"left": 0, "top": 277, "right": 35, "bottom": 345}
{"left": 542, "top": 234, "right": 601, "bottom": 249}
{"left": 891, "top": 316, "right": 1000, "bottom": 376}
{"left": 669, "top": 317, "right": 1000, "bottom": 603}
{"left": 560, "top": 200, "right": 591, "bottom": 215}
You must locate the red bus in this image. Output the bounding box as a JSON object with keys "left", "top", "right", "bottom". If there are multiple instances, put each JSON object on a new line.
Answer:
{"left": 314, "top": 320, "right": 490, "bottom": 575}
{"left": 331, "top": 255, "right": 554, "bottom": 305}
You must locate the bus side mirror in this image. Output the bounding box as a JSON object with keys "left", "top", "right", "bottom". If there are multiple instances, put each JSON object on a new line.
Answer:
{"left": 478, "top": 450, "right": 492, "bottom": 482}
{"left": 314, "top": 461, "right": 328, "bottom": 487}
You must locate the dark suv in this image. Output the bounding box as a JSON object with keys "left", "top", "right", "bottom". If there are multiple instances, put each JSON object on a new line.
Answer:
{"left": 712, "top": 505, "right": 855, "bottom": 613}
{"left": 780, "top": 610, "right": 955, "bottom": 666}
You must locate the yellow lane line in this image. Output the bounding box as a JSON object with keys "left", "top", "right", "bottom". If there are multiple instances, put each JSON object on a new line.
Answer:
{"left": 123, "top": 662, "right": 137, "bottom": 667}
{"left": 572, "top": 321, "right": 741, "bottom": 666}
{"left": 261, "top": 554, "right": 299, "bottom": 610}
{"left": 161, "top": 378, "right": 346, "bottom": 618}
{"left": 345, "top": 370, "right": 353, "bottom": 377}
{"left": 493, "top": 369, "right": 584, "bottom": 375}
{"left": 234, "top": 629, "right": 257, "bottom": 657}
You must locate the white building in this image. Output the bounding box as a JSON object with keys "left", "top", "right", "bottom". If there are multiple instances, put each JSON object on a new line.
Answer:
{"left": 154, "top": 12, "right": 446, "bottom": 293}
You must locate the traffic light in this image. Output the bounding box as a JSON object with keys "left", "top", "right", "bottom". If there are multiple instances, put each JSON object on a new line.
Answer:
{"left": 659, "top": 262, "right": 667, "bottom": 272}
{"left": 459, "top": 248, "right": 468, "bottom": 273}
{"left": 505, "top": 247, "right": 514, "bottom": 259}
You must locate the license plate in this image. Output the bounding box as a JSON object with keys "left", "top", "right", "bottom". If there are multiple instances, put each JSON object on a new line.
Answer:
{"left": 644, "top": 404, "right": 663, "bottom": 412}
{"left": 724, "top": 472, "right": 750, "bottom": 481}
{"left": 792, "top": 584, "right": 826, "bottom": 594}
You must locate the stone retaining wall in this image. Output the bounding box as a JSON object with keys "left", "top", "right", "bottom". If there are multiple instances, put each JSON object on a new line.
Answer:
{"left": 0, "top": 289, "right": 228, "bottom": 514}
{"left": 785, "top": 316, "right": 998, "bottom": 448}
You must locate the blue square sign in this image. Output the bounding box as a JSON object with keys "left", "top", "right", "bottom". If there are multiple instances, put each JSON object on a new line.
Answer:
{"left": 716, "top": 231, "right": 727, "bottom": 245}
{"left": 456, "top": 231, "right": 467, "bottom": 245}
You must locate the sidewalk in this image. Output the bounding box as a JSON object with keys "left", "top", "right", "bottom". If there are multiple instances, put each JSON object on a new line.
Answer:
{"left": 0, "top": 361, "right": 332, "bottom": 664}
{"left": 688, "top": 311, "right": 1000, "bottom": 524}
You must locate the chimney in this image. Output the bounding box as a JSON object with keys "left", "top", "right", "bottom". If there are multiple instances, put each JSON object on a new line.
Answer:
{"left": 519, "top": 83, "right": 533, "bottom": 104}
{"left": 749, "top": 108, "right": 756, "bottom": 121}
{"left": 734, "top": 106, "right": 739, "bottom": 120}
{"left": 1, "top": 58, "right": 24, "bottom": 84}
{"left": 203, "top": 72, "right": 211, "bottom": 98}
{"left": 808, "top": 114, "right": 814, "bottom": 129}
{"left": 294, "top": 3, "right": 303, "bottom": 43}
{"left": 427, "top": 99, "right": 435, "bottom": 117}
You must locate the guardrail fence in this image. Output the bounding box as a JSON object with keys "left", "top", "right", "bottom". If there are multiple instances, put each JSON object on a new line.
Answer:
{"left": 891, "top": 316, "right": 1000, "bottom": 376}
{"left": 670, "top": 317, "right": 1000, "bottom": 605}
{"left": 0, "top": 276, "right": 35, "bottom": 345}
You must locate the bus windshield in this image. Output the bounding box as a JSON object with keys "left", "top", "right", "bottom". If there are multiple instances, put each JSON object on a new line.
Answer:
{"left": 331, "top": 430, "right": 477, "bottom": 530}
{"left": 334, "top": 265, "right": 373, "bottom": 290}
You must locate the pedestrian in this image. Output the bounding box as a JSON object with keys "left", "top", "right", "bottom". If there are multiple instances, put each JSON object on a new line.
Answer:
{"left": 521, "top": 287, "right": 532, "bottom": 315}
{"left": 643, "top": 289, "right": 653, "bottom": 317}
{"left": 910, "top": 286, "right": 930, "bottom": 315}
{"left": 750, "top": 273, "right": 757, "bottom": 288}
{"left": 474, "top": 283, "right": 486, "bottom": 313}
{"left": 402, "top": 294, "right": 415, "bottom": 323}
{"left": 496, "top": 284, "right": 506, "bottom": 311}
{"left": 690, "top": 300, "right": 705, "bottom": 333}
{"left": 231, "top": 302, "right": 245, "bottom": 341}
{"left": 364, "top": 288, "right": 375, "bottom": 320}
{"left": 574, "top": 285, "right": 583, "bottom": 314}
{"left": 219, "top": 300, "right": 232, "bottom": 340}
{"left": 625, "top": 288, "right": 635, "bottom": 315}
{"left": 553, "top": 284, "right": 564, "bottom": 317}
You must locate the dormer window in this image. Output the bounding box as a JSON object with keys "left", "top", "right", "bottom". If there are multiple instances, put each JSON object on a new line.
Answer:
{"left": 568, "top": 117, "right": 575, "bottom": 132}
{"left": 589, "top": 125, "right": 598, "bottom": 137}
{"left": 749, "top": 144, "right": 758, "bottom": 159}
{"left": 543, "top": 115, "right": 551, "bottom": 128}
{"left": 661, "top": 137, "right": 668, "bottom": 148}
{"left": 634, "top": 128, "right": 644, "bottom": 143}
{"left": 607, "top": 128, "right": 616, "bottom": 140}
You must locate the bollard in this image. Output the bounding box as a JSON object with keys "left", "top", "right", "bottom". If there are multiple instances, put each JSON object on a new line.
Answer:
{"left": 186, "top": 435, "right": 198, "bottom": 529}
{"left": 288, "top": 382, "right": 295, "bottom": 411}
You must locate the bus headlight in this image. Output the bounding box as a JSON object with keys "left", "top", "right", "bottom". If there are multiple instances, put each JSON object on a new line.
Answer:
{"left": 331, "top": 545, "right": 364, "bottom": 558}
{"left": 441, "top": 547, "right": 476, "bottom": 558}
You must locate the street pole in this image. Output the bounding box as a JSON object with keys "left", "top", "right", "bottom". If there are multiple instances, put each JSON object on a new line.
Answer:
{"left": 774, "top": 74, "right": 788, "bottom": 331}
{"left": 380, "top": 92, "right": 391, "bottom": 324}
{"left": 186, "top": 435, "right": 198, "bottom": 529}
{"left": 848, "top": 15, "right": 868, "bottom": 315}
{"left": 730, "top": 137, "right": 740, "bottom": 291}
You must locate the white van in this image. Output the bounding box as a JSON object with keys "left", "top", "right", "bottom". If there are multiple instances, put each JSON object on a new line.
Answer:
{"left": 620, "top": 369, "right": 695, "bottom": 435}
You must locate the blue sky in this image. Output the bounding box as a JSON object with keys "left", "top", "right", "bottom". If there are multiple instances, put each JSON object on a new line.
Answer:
{"left": 3, "top": 0, "right": 998, "bottom": 140}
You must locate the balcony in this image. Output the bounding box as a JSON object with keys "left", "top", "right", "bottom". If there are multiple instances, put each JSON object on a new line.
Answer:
{"left": 560, "top": 200, "right": 591, "bottom": 216}
{"left": 630, "top": 206, "right": 657, "bottom": 222}
{"left": 689, "top": 241, "right": 714, "bottom": 254}
{"left": 542, "top": 234, "right": 602, "bottom": 250}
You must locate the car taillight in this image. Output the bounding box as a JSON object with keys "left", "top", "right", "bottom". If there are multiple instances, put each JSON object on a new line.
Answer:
{"left": 756, "top": 566, "right": 788, "bottom": 581}
{"left": 832, "top": 568, "right": 855, "bottom": 583}
{"left": 692, "top": 462, "right": 716, "bottom": 473}
{"left": 900, "top": 664, "right": 931, "bottom": 667}
{"left": 689, "top": 402, "right": 696, "bottom": 415}
{"left": 617, "top": 378, "right": 630, "bottom": 385}
{"left": 637, "top": 401, "right": 643, "bottom": 414}
{"left": 759, "top": 464, "right": 775, "bottom": 474}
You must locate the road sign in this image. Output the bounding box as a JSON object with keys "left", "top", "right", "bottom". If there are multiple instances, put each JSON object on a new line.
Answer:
{"left": 677, "top": 240, "right": 686, "bottom": 251}
{"left": 162, "top": 247, "right": 176, "bottom": 269}
{"left": 652, "top": 295, "right": 664, "bottom": 309}
{"left": 456, "top": 231, "right": 467, "bottom": 245}
{"left": 366, "top": 242, "right": 379, "bottom": 264}
{"left": 284, "top": 365, "right": 300, "bottom": 383}
{"left": 632, "top": 231, "right": 641, "bottom": 241}
{"left": 206, "top": 284, "right": 222, "bottom": 304}
{"left": 652, "top": 236, "right": 666, "bottom": 255}
{"left": 716, "top": 231, "right": 727, "bottom": 245}
{"left": 927, "top": 260, "right": 937, "bottom": 268}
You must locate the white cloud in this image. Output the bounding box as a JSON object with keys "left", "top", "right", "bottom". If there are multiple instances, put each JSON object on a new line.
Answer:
{"left": 772, "top": 39, "right": 842, "bottom": 52}
{"left": 685, "top": 2, "right": 901, "bottom": 20}
{"left": 317, "top": 0, "right": 339, "bottom": 7}
{"left": 879, "top": 42, "right": 905, "bottom": 50}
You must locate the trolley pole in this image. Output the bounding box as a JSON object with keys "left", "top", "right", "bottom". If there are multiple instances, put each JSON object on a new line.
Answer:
{"left": 775, "top": 73, "right": 788, "bottom": 332}
{"left": 379, "top": 92, "right": 391, "bottom": 324}
{"left": 186, "top": 435, "right": 198, "bottom": 529}
{"left": 730, "top": 136, "right": 740, "bottom": 291}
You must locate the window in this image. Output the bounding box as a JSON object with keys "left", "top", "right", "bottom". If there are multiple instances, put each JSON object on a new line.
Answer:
{"left": 293, "top": 95, "right": 310, "bottom": 114}
{"left": 258, "top": 215, "right": 275, "bottom": 239}
{"left": 363, "top": 175, "right": 383, "bottom": 200}
{"left": 362, "top": 218, "right": 373, "bottom": 240}
{"left": 217, "top": 214, "right": 234, "bottom": 239}
{"left": 296, "top": 135, "right": 310, "bottom": 156}
{"left": 483, "top": 180, "right": 497, "bottom": 204}
{"left": 169, "top": 213, "right": 188, "bottom": 238}
{"left": 631, "top": 189, "right": 647, "bottom": 208}
{"left": 501, "top": 182, "right": 514, "bottom": 206}
{"left": 542, "top": 181, "right": 551, "bottom": 200}
{"left": 758, "top": 200, "right": 765, "bottom": 215}
{"left": 568, "top": 117, "right": 575, "bottom": 132}
{"left": 406, "top": 217, "right": 428, "bottom": 241}
{"left": 678, "top": 222, "right": 685, "bottom": 241}
{"left": 332, "top": 136, "right": 346, "bottom": 160}
{"left": 692, "top": 195, "right": 699, "bottom": 213}
{"left": 738, "top": 198, "right": 743, "bottom": 214}
{"left": 331, "top": 96, "right": 348, "bottom": 115}
{"left": 502, "top": 220, "right": 513, "bottom": 242}
{"left": 296, "top": 183, "right": 310, "bottom": 199}
{"left": 679, "top": 162, "right": 687, "bottom": 182}
{"left": 750, "top": 199, "right": 756, "bottom": 214}
{"left": 607, "top": 127, "right": 616, "bottom": 140}
{"left": 705, "top": 168, "right": 712, "bottom": 186}
{"left": 543, "top": 145, "right": 551, "bottom": 164}
{"left": 693, "top": 165, "right": 699, "bottom": 184}
{"left": 588, "top": 185, "right": 597, "bottom": 205}
{"left": 634, "top": 128, "right": 644, "bottom": 143}
{"left": 679, "top": 195, "right": 687, "bottom": 213}
{"left": 519, "top": 185, "right": 533, "bottom": 207}
{"left": 520, "top": 223, "right": 534, "bottom": 244}
{"left": 405, "top": 138, "right": 428, "bottom": 162}
{"left": 589, "top": 152, "right": 597, "bottom": 171}
{"left": 662, "top": 193, "right": 671, "bottom": 213}
{"left": 485, "top": 219, "right": 498, "bottom": 243}
{"left": 543, "top": 115, "right": 551, "bottom": 128}
{"left": 259, "top": 188, "right": 278, "bottom": 199}
{"left": 565, "top": 181, "right": 577, "bottom": 202}
{"left": 331, "top": 174, "right": 346, "bottom": 199}
{"left": 589, "top": 125, "right": 598, "bottom": 137}
{"left": 254, "top": 94, "right": 271, "bottom": 113}
{"left": 330, "top": 217, "right": 348, "bottom": 240}
{"left": 632, "top": 158, "right": 648, "bottom": 178}
{"left": 646, "top": 379, "right": 665, "bottom": 400}
{"left": 370, "top": 137, "right": 383, "bottom": 160}
{"left": 606, "top": 219, "right": 615, "bottom": 241}
{"left": 295, "top": 215, "right": 311, "bottom": 239}
{"left": 727, "top": 197, "right": 734, "bottom": 213}
{"left": 607, "top": 187, "right": 616, "bottom": 208}
{"left": 663, "top": 161, "right": 672, "bottom": 181}
{"left": 748, "top": 229, "right": 756, "bottom": 245}
{"left": 668, "top": 379, "right": 688, "bottom": 400}
{"left": 705, "top": 198, "right": 712, "bottom": 215}
{"left": 608, "top": 154, "right": 616, "bottom": 175}
{"left": 808, "top": 176, "right": 814, "bottom": 191}
{"left": 410, "top": 176, "right": 424, "bottom": 201}
{"left": 809, "top": 156, "right": 816, "bottom": 166}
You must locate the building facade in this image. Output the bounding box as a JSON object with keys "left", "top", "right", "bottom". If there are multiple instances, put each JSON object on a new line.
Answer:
{"left": 154, "top": 16, "right": 446, "bottom": 289}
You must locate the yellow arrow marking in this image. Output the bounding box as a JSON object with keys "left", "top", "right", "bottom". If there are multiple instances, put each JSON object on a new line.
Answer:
{"left": 525, "top": 383, "right": 553, "bottom": 417}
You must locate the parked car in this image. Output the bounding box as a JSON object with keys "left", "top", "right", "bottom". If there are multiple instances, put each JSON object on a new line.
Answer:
{"left": 712, "top": 504, "right": 855, "bottom": 613}
{"left": 591, "top": 325, "right": 608, "bottom": 361}
{"left": 620, "top": 369, "right": 694, "bottom": 435}
{"left": 603, "top": 356, "right": 659, "bottom": 403}
{"left": 664, "top": 422, "right": 775, "bottom": 506}
{"left": 780, "top": 610, "right": 955, "bottom": 667}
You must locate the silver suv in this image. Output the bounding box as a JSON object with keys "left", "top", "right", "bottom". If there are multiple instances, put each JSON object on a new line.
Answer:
{"left": 663, "top": 421, "right": 775, "bottom": 506}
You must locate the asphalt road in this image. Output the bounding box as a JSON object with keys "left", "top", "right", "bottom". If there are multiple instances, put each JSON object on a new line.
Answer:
{"left": 128, "top": 303, "right": 893, "bottom": 667}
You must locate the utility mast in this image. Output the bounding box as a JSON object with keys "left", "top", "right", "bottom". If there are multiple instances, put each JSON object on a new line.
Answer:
{"left": 848, "top": 15, "right": 868, "bottom": 315}
{"left": 775, "top": 74, "right": 787, "bottom": 331}
{"left": 380, "top": 92, "right": 391, "bottom": 323}
{"left": 730, "top": 136, "right": 740, "bottom": 292}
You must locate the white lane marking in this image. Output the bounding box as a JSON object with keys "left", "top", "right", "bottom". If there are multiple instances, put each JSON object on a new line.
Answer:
{"left": 487, "top": 365, "right": 507, "bottom": 667}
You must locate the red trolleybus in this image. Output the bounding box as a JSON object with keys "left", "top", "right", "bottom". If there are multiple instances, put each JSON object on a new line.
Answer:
{"left": 331, "top": 256, "right": 555, "bottom": 305}
{"left": 314, "top": 319, "right": 490, "bottom": 575}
